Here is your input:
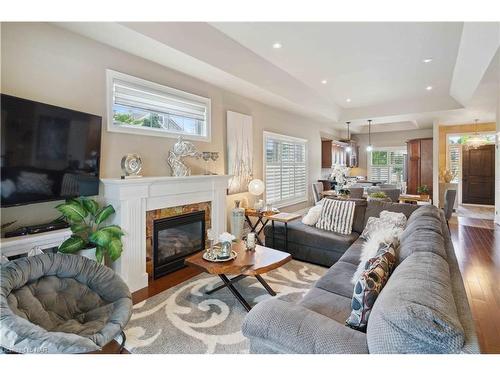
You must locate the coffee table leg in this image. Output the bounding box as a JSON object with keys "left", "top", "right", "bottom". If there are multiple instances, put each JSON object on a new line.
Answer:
{"left": 255, "top": 274, "right": 276, "bottom": 296}
{"left": 206, "top": 274, "right": 247, "bottom": 294}
{"left": 219, "top": 274, "right": 252, "bottom": 312}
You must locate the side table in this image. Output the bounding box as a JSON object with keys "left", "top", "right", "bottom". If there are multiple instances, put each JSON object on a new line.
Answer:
{"left": 268, "top": 212, "right": 302, "bottom": 252}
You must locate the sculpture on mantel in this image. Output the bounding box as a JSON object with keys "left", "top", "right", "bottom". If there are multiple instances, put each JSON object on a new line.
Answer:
{"left": 167, "top": 136, "right": 201, "bottom": 177}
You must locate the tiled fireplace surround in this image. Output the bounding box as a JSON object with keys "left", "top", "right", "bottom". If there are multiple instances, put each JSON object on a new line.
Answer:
{"left": 101, "top": 175, "right": 230, "bottom": 293}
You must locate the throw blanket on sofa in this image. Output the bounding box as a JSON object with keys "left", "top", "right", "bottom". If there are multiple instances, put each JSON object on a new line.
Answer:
{"left": 316, "top": 199, "right": 355, "bottom": 235}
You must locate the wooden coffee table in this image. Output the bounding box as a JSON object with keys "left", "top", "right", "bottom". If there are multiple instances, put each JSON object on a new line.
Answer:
{"left": 184, "top": 241, "right": 292, "bottom": 311}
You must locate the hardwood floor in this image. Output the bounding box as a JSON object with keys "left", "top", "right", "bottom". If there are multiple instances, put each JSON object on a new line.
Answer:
{"left": 129, "top": 217, "right": 500, "bottom": 354}
{"left": 449, "top": 218, "right": 500, "bottom": 354}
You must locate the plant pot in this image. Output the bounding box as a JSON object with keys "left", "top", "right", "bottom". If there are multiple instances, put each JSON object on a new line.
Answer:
{"left": 367, "top": 197, "right": 391, "bottom": 203}
{"left": 419, "top": 194, "right": 430, "bottom": 201}
{"left": 78, "top": 247, "right": 103, "bottom": 263}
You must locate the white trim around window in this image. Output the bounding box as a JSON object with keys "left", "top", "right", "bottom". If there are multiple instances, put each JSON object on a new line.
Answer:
{"left": 106, "top": 69, "right": 211, "bottom": 142}
{"left": 263, "top": 131, "right": 308, "bottom": 208}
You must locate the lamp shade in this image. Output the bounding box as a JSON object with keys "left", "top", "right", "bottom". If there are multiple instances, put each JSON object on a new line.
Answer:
{"left": 248, "top": 179, "right": 265, "bottom": 196}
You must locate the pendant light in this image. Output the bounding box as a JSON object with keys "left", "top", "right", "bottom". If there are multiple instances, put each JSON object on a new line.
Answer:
{"left": 345, "top": 122, "right": 352, "bottom": 153}
{"left": 366, "top": 120, "right": 373, "bottom": 152}
{"left": 465, "top": 119, "right": 486, "bottom": 150}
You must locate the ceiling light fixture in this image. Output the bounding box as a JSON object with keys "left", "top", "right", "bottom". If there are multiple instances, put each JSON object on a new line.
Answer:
{"left": 272, "top": 42, "right": 282, "bottom": 49}
{"left": 346, "top": 98, "right": 352, "bottom": 103}
{"left": 426, "top": 86, "right": 433, "bottom": 91}
{"left": 423, "top": 58, "right": 433, "bottom": 63}
{"left": 321, "top": 79, "right": 328, "bottom": 84}
{"left": 366, "top": 120, "right": 373, "bottom": 152}
{"left": 465, "top": 119, "right": 487, "bottom": 150}
{"left": 345, "top": 122, "right": 352, "bottom": 153}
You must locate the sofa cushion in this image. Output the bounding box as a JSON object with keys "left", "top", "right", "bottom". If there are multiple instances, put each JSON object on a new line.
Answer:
{"left": 338, "top": 237, "right": 365, "bottom": 265}
{"left": 300, "top": 287, "right": 353, "bottom": 324}
{"left": 406, "top": 204, "right": 441, "bottom": 224}
{"left": 399, "top": 207, "right": 445, "bottom": 263}
{"left": 316, "top": 199, "right": 356, "bottom": 234}
{"left": 314, "top": 261, "right": 358, "bottom": 298}
{"left": 346, "top": 246, "right": 396, "bottom": 331}
{"left": 364, "top": 201, "right": 419, "bottom": 227}
{"left": 265, "top": 221, "right": 359, "bottom": 254}
{"left": 367, "top": 252, "right": 465, "bottom": 353}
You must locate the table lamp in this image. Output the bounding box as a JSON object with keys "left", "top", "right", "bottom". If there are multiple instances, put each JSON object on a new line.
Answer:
{"left": 248, "top": 179, "right": 265, "bottom": 209}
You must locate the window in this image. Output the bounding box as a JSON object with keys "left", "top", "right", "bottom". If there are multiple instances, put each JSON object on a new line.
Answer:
{"left": 106, "top": 70, "right": 211, "bottom": 141}
{"left": 447, "top": 138, "right": 461, "bottom": 183}
{"left": 368, "top": 149, "right": 407, "bottom": 184}
{"left": 264, "top": 132, "right": 308, "bottom": 207}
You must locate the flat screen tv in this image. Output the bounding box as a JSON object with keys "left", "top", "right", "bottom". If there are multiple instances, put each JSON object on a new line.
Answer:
{"left": 1, "top": 94, "right": 102, "bottom": 207}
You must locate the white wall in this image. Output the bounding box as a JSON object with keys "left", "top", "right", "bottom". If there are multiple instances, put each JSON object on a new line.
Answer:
{"left": 1, "top": 22, "right": 333, "bottom": 228}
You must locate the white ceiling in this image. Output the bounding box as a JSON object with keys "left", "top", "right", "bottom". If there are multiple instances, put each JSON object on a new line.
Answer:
{"left": 55, "top": 22, "right": 499, "bottom": 134}
{"left": 211, "top": 22, "right": 463, "bottom": 109}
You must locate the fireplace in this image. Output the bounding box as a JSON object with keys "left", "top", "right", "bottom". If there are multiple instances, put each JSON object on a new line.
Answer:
{"left": 152, "top": 210, "right": 206, "bottom": 279}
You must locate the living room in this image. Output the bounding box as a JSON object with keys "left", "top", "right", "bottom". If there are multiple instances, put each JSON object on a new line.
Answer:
{"left": 1, "top": 0, "right": 500, "bottom": 372}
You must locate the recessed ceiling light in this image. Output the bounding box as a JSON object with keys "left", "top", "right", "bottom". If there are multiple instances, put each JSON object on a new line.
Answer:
{"left": 346, "top": 98, "right": 352, "bottom": 103}
{"left": 321, "top": 79, "right": 328, "bottom": 84}
{"left": 272, "top": 42, "right": 282, "bottom": 49}
{"left": 426, "top": 86, "right": 433, "bottom": 91}
{"left": 423, "top": 58, "right": 433, "bottom": 63}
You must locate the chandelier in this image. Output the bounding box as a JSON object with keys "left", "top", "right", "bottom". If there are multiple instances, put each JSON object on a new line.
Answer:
{"left": 464, "top": 119, "right": 487, "bottom": 150}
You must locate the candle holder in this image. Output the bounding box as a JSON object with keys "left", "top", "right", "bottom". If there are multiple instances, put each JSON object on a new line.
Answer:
{"left": 245, "top": 232, "right": 257, "bottom": 251}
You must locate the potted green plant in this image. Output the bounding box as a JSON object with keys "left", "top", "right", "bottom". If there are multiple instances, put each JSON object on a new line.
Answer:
{"left": 417, "top": 185, "right": 430, "bottom": 200}
{"left": 56, "top": 197, "right": 124, "bottom": 263}
{"left": 367, "top": 191, "right": 390, "bottom": 202}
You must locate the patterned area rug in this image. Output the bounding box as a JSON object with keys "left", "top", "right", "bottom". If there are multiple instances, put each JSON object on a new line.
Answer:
{"left": 124, "top": 260, "right": 327, "bottom": 354}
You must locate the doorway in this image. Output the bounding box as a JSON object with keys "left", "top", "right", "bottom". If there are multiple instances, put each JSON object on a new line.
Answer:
{"left": 462, "top": 144, "right": 495, "bottom": 205}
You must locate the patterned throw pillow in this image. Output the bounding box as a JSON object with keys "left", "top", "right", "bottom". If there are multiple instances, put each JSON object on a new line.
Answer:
{"left": 346, "top": 246, "right": 397, "bottom": 332}
{"left": 360, "top": 210, "right": 407, "bottom": 239}
{"left": 315, "top": 199, "right": 356, "bottom": 235}
{"left": 380, "top": 210, "right": 407, "bottom": 227}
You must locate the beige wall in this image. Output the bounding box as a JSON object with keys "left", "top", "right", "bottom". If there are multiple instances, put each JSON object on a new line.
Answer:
{"left": 1, "top": 22, "right": 332, "bottom": 227}
{"left": 352, "top": 128, "right": 434, "bottom": 172}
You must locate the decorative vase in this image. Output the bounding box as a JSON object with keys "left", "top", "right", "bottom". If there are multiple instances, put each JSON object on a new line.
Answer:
{"left": 219, "top": 241, "right": 232, "bottom": 259}
{"left": 230, "top": 200, "right": 245, "bottom": 240}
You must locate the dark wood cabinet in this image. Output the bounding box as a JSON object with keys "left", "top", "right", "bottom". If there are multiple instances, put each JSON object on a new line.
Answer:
{"left": 321, "top": 140, "right": 332, "bottom": 168}
{"left": 321, "top": 140, "right": 358, "bottom": 168}
{"left": 406, "top": 138, "right": 433, "bottom": 195}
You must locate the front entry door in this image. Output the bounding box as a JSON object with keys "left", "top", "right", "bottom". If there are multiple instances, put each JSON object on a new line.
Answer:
{"left": 462, "top": 144, "right": 495, "bottom": 205}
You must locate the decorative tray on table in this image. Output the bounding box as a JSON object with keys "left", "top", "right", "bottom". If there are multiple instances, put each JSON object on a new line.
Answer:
{"left": 202, "top": 249, "right": 238, "bottom": 263}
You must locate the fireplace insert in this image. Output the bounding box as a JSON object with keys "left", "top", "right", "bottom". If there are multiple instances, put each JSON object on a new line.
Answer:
{"left": 153, "top": 210, "right": 206, "bottom": 279}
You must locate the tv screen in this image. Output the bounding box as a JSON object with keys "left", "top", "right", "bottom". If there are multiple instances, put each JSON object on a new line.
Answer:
{"left": 1, "top": 94, "right": 102, "bottom": 207}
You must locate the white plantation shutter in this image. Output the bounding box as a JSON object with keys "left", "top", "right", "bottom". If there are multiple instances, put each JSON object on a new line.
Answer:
{"left": 368, "top": 149, "right": 407, "bottom": 184}
{"left": 264, "top": 132, "right": 308, "bottom": 207}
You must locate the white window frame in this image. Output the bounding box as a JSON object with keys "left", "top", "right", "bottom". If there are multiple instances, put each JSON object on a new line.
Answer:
{"left": 367, "top": 146, "right": 407, "bottom": 184}
{"left": 263, "top": 131, "right": 308, "bottom": 208}
{"left": 106, "top": 69, "right": 211, "bottom": 142}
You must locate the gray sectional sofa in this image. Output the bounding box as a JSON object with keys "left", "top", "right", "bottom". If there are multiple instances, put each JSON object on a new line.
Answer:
{"left": 244, "top": 202, "right": 480, "bottom": 354}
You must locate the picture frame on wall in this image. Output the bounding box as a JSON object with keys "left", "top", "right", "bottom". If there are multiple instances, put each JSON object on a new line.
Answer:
{"left": 226, "top": 111, "right": 253, "bottom": 195}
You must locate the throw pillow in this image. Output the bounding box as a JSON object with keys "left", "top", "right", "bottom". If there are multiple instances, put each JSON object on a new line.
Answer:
{"left": 351, "top": 226, "right": 402, "bottom": 284}
{"left": 346, "top": 246, "right": 397, "bottom": 332}
{"left": 360, "top": 212, "right": 407, "bottom": 240}
{"left": 380, "top": 210, "right": 407, "bottom": 228}
{"left": 315, "top": 199, "right": 356, "bottom": 235}
{"left": 301, "top": 204, "right": 323, "bottom": 226}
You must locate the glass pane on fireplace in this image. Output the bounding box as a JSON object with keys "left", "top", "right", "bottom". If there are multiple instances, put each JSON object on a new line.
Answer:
{"left": 156, "top": 221, "right": 203, "bottom": 263}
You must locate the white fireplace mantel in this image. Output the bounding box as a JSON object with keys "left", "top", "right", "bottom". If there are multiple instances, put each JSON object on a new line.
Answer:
{"left": 101, "top": 175, "right": 230, "bottom": 292}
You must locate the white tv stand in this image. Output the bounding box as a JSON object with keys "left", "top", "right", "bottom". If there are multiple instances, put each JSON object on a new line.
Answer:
{"left": 0, "top": 228, "right": 72, "bottom": 258}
